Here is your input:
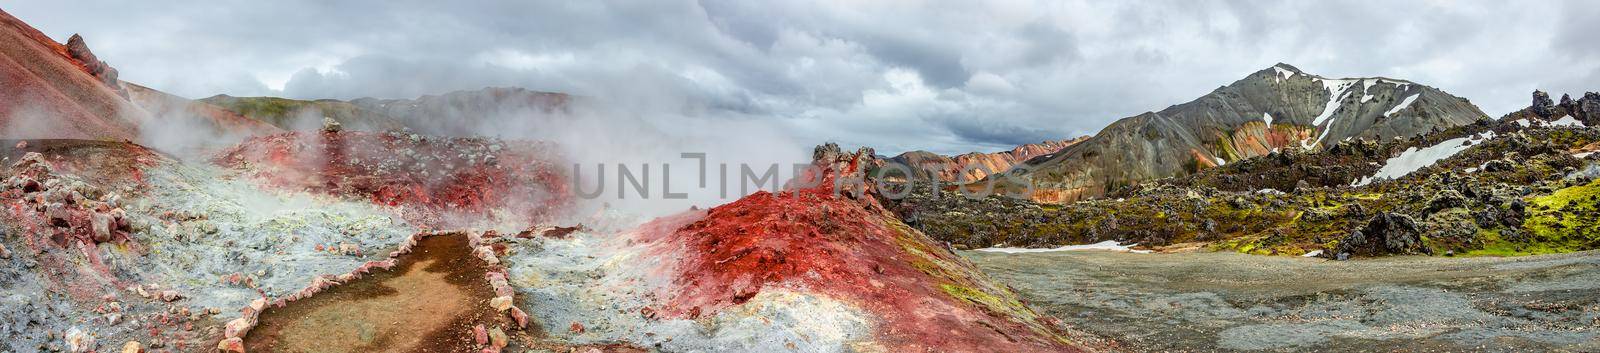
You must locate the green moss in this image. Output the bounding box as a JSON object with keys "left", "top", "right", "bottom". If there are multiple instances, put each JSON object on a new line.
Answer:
{"left": 1479, "top": 179, "right": 1600, "bottom": 256}
{"left": 939, "top": 283, "right": 1033, "bottom": 318}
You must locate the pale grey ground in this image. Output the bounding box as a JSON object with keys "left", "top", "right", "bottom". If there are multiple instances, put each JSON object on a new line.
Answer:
{"left": 966, "top": 250, "right": 1600, "bottom": 353}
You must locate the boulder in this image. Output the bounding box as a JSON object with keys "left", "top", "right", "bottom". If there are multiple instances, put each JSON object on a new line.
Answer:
{"left": 1425, "top": 189, "right": 1467, "bottom": 214}
{"left": 1335, "top": 213, "right": 1426, "bottom": 258}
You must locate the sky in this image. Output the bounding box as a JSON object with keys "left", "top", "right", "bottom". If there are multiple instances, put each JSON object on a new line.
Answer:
{"left": 7, "top": 0, "right": 1598, "bottom": 156}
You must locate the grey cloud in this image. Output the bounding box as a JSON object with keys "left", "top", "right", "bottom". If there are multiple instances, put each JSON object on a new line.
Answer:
{"left": 4, "top": 0, "right": 1594, "bottom": 157}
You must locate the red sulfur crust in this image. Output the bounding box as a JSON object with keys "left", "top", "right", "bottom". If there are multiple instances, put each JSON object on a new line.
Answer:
{"left": 630, "top": 148, "right": 1085, "bottom": 352}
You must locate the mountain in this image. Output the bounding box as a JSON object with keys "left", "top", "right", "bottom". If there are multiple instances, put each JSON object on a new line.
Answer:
{"left": 200, "top": 87, "right": 570, "bottom": 136}
{"left": 883, "top": 137, "right": 1089, "bottom": 183}
{"left": 898, "top": 89, "right": 1599, "bottom": 257}
{"left": 1005, "top": 63, "right": 1488, "bottom": 203}
{"left": 0, "top": 9, "right": 145, "bottom": 140}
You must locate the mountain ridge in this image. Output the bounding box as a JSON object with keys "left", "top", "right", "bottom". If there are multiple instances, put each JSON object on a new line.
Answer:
{"left": 1003, "top": 63, "right": 1489, "bottom": 203}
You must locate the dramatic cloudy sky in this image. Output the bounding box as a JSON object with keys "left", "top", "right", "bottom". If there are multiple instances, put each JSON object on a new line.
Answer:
{"left": 8, "top": 0, "right": 1598, "bottom": 155}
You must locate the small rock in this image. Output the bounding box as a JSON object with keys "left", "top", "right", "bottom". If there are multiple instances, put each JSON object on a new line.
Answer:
{"left": 91, "top": 213, "right": 114, "bottom": 243}
{"left": 508, "top": 307, "right": 529, "bottom": 329}
{"left": 488, "top": 327, "right": 508, "bottom": 349}
{"left": 159, "top": 290, "right": 181, "bottom": 302}
{"left": 224, "top": 317, "right": 254, "bottom": 338}
{"left": 64, "top": 327, "right": 94, "bottom": 353}
{"left": 120, "top": 341, "right": 142, "bottom": 353}
{"left": 322, "top": 117, "right": 343, "bottom": 133}
{"left": 217, "top": 337, "right": 245, "bottom": 353}
{"left": 569, "top": 321, "right": 585, "bottom": 334}
{"left": 473, "top": 324, "right": 488, "bottom": 345}
{"left": 489, "top": 296, "right": 512, "bottom": 312}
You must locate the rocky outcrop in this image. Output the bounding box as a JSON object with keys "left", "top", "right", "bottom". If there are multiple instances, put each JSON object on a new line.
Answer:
{"left": 1004, "top": 63, "right": 1489, "bottom": 203}
{"left": 1504, "top": 90, "right": 1600, "bottom": 126}
{"left": 1532, "top": 90, "right": 1555, "bottom": 118}
{"left": 64, "top": 34, "right": 125, "bottom": 98}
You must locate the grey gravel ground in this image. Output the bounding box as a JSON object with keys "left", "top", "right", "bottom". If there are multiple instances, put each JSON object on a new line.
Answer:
{"left": 965, "top": 250, "right": 1600, "bottom": 352}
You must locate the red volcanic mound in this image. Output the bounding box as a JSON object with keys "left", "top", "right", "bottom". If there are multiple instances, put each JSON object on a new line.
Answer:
{"left": 632, "top": 144, "right": 1091, "bottom": 352}
{"left": 215, "top": 130, "right": 572, "bottom": 228}
{"left": 0, "top": 9, "right": 146, "bottom": 140}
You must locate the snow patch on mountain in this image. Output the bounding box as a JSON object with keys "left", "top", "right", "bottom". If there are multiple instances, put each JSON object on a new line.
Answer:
{"left": 1353, "top": 131, "right": 1496, "bottom": 186}
{"left": 1384, "top": 94, "right": 1421, "bottom": 117}
{"left": 1274, "top": 66, "right": 1297, "bottom": 81}
{"left": 1263, "top": 113, "right": 1273, "bottom": 128}
{"left": 1360, "top": 79, "right": 1378, "bottom": 103}
{"left": 1551, "top": 115, "right": 1586, "bottom": 127}
{"left": 1312, "top": 79, "right": 1359, "bottom": 127}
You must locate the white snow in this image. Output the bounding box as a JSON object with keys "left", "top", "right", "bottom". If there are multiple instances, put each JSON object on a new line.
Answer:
{"left": 1263, "top": 112, "right": 1273, "bottom": 128}
{"left": 1550, "top": 115, "right": 1585, "bottom": 127}
{"left": 1215, "top": 157, "right": 1227, "bottom": 166}
{"left": 1360, "top": 79, "right": 1377, "bottom": 103}
{"left": 1312, "top": 79, "right": 1358, "bottom": 126}
{"left": 1273, "top": 66, "right": 1297, "bottom": 81}
{"left": 1353, "top": 131, "right": 1496, "bottom": 186}
{"left": 1384, "top": 94, "right": 1420, "bottom": 117}
{"left": 1575, "top": 151, "right": 1595, "bottom": 159}
{"left": 1255, "top": 188, "right": 1286, "bottom": 195}
{"left": 976, "top": 240, "right": 1152, "bottom": 254}
{"left": 1515, "top": 119, "right": 1532, "bottom": 127}
{"left": 1302, "top": 250, "right": 1324, "bottom": 258}
{"left": 1305, "top": 79, "right": 1360, "bottom": 147}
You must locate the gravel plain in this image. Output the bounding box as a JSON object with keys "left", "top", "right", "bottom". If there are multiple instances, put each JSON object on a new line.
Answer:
{"left": 966, "top": 250, "right": 1600, "bottom": 352}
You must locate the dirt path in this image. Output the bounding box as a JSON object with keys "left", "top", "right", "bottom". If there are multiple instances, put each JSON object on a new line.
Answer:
{"left": 966, "top": 250, "right": 1600, "bottom": 352}
{"left": 244, "top": 235, "right": 498, "bottom": 353}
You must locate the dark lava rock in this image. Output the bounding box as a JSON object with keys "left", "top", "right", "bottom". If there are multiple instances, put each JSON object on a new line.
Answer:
{"left": 1335, "top": 213, "right": 1426, "bottom": 258}
{"left": 1581, "top": 92, "right": 1600, "bottom": 125}
{"left": 1532, "top": 90, "right": 1555, "bottom": 118}
{"left": 1426, "top": 189, "right": 1467, "bottom": 214}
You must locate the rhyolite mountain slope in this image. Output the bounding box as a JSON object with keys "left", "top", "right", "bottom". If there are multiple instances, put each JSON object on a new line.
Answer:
{"left": 0, "top": 8, "right": 145, "bottom": 140}
{"left": 1007, "top": 63, "right": 1488, "bottom": 203}
{"left": 1, "top": 8, "right": 280, "bottom": 147}
{"left": 883, "top": 137, "right": 1089, "bottom": 183}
